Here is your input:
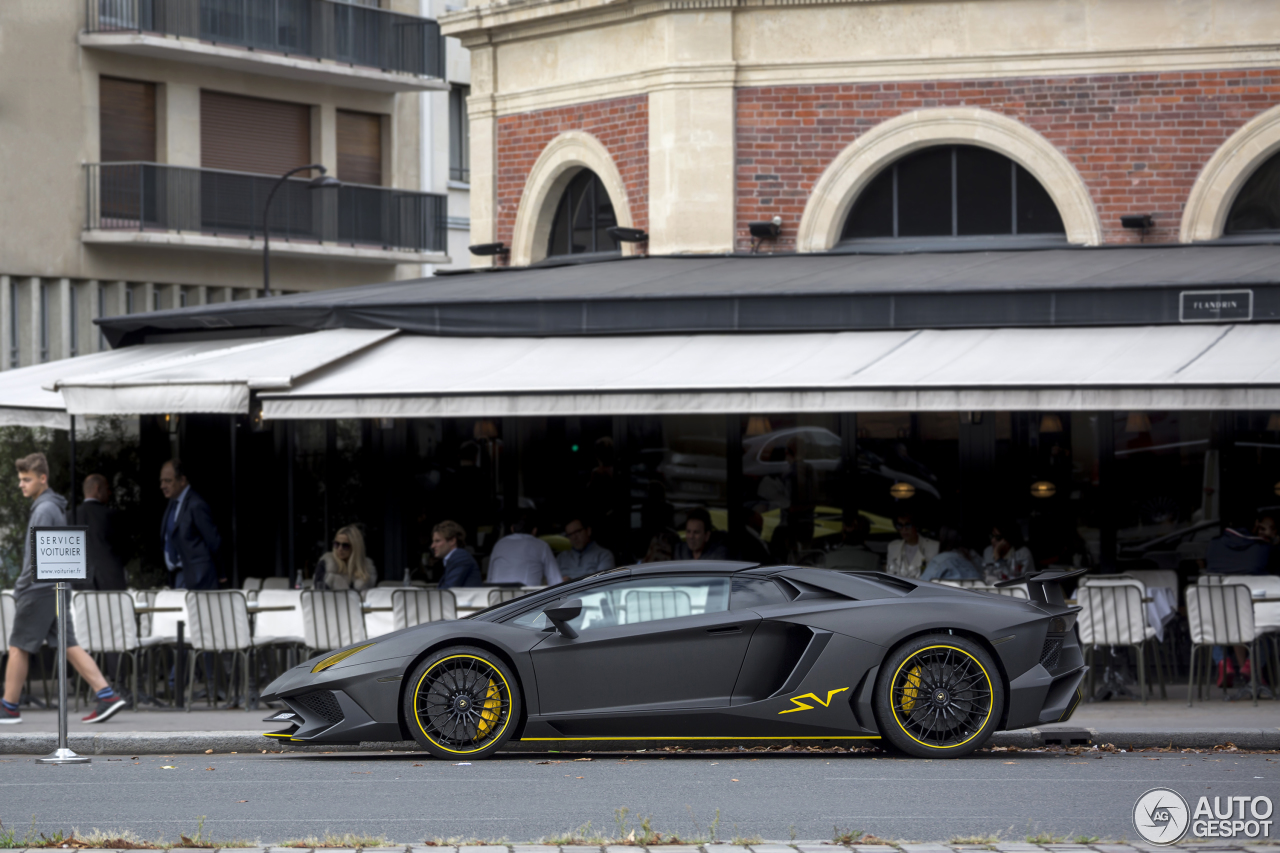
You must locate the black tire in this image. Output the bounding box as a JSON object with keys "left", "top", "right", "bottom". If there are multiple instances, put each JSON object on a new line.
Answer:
{"left": 403, "top": 646, "right": 521, "bottom": 760}
{"left": 872, "top": 633, "right": 1004, "bottom": 758}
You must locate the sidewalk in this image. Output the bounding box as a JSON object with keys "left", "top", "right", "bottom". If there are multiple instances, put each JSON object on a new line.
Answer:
{"left": 2, "top": 684, "right": 1277, "bottom": 754}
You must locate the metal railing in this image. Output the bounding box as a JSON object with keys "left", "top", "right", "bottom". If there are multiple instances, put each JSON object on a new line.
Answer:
{"left": 86, "top": 162, "right": 447, "bottom": 254}
{"left": 87, "top": 0, "right": 445, "bottom": 79}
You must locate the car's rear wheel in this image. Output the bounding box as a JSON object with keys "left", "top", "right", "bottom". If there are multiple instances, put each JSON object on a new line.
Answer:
{"left": 873, "top": 634, "right": 1004, "bottom": 758}
{"left": 404, "top": 646, "right": 521, "bottom": 760}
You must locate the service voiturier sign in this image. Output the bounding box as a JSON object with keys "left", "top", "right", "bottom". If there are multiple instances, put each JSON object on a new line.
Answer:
{"left": 32, "top": 527, "right": 88, "bottom": 582}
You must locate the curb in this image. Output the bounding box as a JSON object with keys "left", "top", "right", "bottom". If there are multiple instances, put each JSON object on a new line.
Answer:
{"left": 0, "top": 727, "right": 1276, "bottom": 755}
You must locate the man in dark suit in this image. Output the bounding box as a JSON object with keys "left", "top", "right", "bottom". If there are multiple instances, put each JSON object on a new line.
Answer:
{"left": 159, "top": 459, "right": 221, "bottom": 590}
{"left": 74, "top": 473, "right": 129, "bottom": 590}
{"left": 430, "top": 520, "right": 481, "bottom": 590}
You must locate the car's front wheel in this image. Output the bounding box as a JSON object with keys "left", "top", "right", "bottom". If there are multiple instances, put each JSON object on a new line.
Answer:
{"left": 873, "top": 633, "right": 1004, "bottom": 758}
{"left": 404, "top": 646, "right": 521, "bottom": 760}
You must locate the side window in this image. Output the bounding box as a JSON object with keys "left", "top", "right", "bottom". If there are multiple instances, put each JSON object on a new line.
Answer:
{"left": 731, "top": 577, "right": 789, "bottom": 610}
{"left": 508, "top": 576, "right": 731, "bottom": 633}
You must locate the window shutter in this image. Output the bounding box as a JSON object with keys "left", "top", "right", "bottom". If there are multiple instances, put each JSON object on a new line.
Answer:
{"left": 100, "top": 77, "right": 156, "bottom": 162}
{"left": 337, "top": 110, "right": 383, "bottom": 186}
{"left": 200, "top": 90, "right": 311, "bottom": 175}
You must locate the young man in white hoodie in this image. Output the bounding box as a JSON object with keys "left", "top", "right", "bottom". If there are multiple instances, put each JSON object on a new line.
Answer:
{"left": 2, "top": 452, "right": 126, "bottom": 724}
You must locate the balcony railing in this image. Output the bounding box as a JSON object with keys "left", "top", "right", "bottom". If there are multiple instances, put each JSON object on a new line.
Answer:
{"left": 86, "top": 162, "right": 448, "bottom": 254}
{"left": 87, "top": 0, "right": 445, "bottom": 79}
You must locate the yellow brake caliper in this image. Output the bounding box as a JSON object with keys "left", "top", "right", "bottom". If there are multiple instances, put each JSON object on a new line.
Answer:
{"left": 901, "top": 665, "right": 922, "bottom": 712}
{"left": 476, "top": 678, "right": 501, "bottom": 738}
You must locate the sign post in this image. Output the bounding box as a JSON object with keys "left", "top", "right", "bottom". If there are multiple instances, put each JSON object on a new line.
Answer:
{"left": 32, "top": 526, "right": 90, "bottom": 766}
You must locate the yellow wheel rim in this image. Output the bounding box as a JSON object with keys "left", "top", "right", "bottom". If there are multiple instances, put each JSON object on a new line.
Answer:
{"left": 889, "top": 644, "right": 993, "bottom": 750}
{"left": 412, "top": 654, "right": 513, "bottom": 755}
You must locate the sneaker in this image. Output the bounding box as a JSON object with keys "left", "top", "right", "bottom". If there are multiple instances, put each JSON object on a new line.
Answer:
{"left": 0, "top": 705, "right": 20, "bottom": 725}
{"left": 81, "top": 694, "right": 127, "bottom": 724}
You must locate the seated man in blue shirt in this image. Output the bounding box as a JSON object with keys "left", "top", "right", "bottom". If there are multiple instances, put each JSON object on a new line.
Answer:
{"left": 431, "top": 520, "right": 481, "bottom": 590}
{"left": 556, "top": 516, "right": 616, "bottom": 581}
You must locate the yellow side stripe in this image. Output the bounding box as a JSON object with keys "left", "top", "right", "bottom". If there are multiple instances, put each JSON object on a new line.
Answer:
{"left": 519, "top": 735, "right": 880, "bottom": 741}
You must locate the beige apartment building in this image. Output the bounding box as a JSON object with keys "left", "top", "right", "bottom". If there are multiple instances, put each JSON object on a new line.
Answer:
{"left": 0, "top": 0, "right": 473, "bottom": 369}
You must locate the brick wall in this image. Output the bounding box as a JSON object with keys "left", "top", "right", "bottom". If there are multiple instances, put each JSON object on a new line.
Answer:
{"left": 495, "top": 95, "right": 648, "bottom": 258}
{"left": 737, "top": 71, "right": 1280, "bottom": 252}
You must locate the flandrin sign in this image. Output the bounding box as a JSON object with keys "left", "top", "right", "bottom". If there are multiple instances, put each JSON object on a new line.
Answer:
{"left": 1179, "top": 289, "right": 1253, "bottom": 322}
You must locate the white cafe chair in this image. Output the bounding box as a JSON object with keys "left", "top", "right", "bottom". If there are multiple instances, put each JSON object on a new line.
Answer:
{"left": 488, "top": 587, "right": 530, "bottom": 606}
{"left": 1076, "top": 577, "right": 1165, "bottom": 703}
{"left": 363, "top": 587, "right": 396, "bottom": 639}
{"left": 252, "top": 589, "right": 305, "bottom": 676}
{"left": 184, "top": 591, "right": 254, "bottom": 712}
{"left": 971, "top": 583, "right": 1030, "bottom": 599}
{"left": 300, "top": 590, "right": 366, "bottom": 655}
{"left": 392, "top": 588, "right": 456, "bottom": 630}
{"left": 1186, "top": 583, "right": 1258, "bottom": 706}
{"left": 71, "top": 591, "right": 141, "bottom": 708}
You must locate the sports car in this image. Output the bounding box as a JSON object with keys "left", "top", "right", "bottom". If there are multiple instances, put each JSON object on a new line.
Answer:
{"left": 260, "top": 561, "right": 1087, "bottom": 758}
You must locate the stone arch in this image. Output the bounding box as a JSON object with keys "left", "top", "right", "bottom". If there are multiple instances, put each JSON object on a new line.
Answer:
{"left": 796, "top": 107, "right": 1101, "bottom": 252}
{"left": 510, "top": 131, "right": 634, "bottom": 266}
{"left": 1181, "top": 104, "right": 1280, "bottom": 242}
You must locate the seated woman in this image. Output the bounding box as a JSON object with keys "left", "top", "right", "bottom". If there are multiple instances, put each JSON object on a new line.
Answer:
{"left": 314, "top": 525, "right": 378, "bottom": 592}
{"left": 919, "top": 527, "right": 983, "bottom": 581}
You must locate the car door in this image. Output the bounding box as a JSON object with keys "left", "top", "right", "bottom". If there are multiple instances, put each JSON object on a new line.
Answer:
{"left": 523, "top": 574, "right": 759, "bottom": 715}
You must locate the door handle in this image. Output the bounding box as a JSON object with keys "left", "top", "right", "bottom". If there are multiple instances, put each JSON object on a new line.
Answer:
{"left": 706, "top": 625, "right": 742, "bottom": 635}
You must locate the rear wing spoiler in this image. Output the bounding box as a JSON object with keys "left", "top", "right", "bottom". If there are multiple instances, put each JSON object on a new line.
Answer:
{"left": 995, "top": 568, "right": 1087, "bottom": 607}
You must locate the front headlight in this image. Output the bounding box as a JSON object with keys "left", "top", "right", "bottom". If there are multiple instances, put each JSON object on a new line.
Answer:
{"left": 311, "top": 642, "right": 376, "bottom": 673}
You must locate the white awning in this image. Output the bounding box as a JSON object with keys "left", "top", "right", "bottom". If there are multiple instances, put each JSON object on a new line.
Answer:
{"left": 53, "top": 329, "right": 396, "bottom": 415}
{"left": 0, "top": 342, "right": 239, "bottom": 428}
{"left": 258, "top": 324, "right": 1280, "bottom": 419}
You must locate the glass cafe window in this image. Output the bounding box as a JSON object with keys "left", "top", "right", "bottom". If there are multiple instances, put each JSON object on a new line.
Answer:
{"left": 546, "top": 169, "right": 619, "bottom": 257}
{"left": 1224, "top": 150, "right": 1280, "bottom": 233}
{"left": 740, "top": 413, "right": 848, "bottom": 565}
{"left": 1112, "top": 411, "right": 1214, "bottom": 551}
{"left": 841, "top": 145, "right": 1066, "bottom": 241}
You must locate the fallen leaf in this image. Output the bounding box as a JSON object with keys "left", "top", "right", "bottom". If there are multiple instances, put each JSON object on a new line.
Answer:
{"left": 731, "top": 778, "right": 740, "bottom": 782}
{"left": 574, "top": 757, "right": 593, "bottom": 762}
{"left": 161, "top": 766, "right": 176, "bottom": 770}
{"left": 205, "top": 749, "right": 214, "bottom": 754}
{"left": 237, "top": 800, "right": 248, "bottom": 803}
{"left": 206, "top": 767, "right": 215, "bottom": 771}
{"left": 1003, "top": 761, "right": 1017, "bottom": 765}
{"left": 412, "top": 763, "right": 424, "bottom": 767}
{"left": 575, "top": 776, "right": 584, "bottom": 779}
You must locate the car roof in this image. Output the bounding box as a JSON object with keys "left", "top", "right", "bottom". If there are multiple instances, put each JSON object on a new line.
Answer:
{"left": 625, "top": 560, "right": 759, "bottom": 576}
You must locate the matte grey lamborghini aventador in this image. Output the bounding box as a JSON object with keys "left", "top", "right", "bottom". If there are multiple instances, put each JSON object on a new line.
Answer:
{"left": 260, "top": 562, "right": 1086, "bottom": 759}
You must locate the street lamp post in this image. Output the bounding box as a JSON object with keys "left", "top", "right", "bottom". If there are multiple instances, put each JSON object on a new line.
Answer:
{"left": 262, "top": 164, "right": 341, "bottom": 298}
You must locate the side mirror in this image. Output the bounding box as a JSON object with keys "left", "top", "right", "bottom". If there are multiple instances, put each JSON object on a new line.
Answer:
{"left": 543, "top": 598, "right": 583, "bottom": 639}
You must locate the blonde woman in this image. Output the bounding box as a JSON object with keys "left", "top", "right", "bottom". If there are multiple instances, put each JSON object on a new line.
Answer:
{"left": 314, "top": 525, "right": 377, "bottom": 591}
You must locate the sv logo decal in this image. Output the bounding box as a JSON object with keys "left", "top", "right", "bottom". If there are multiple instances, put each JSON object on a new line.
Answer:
{"left": 777, "top": 687, "right": 850, "bottom": 714}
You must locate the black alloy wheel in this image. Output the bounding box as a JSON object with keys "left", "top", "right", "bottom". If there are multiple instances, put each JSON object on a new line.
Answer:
{"left": 873, "top": 633, "right": 1004, "bottom": 758}
{"left": 404, "top": 645, "right": 521, "bottom": 760}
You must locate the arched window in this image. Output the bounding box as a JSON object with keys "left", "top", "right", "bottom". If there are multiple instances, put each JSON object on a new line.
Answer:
{"left": 1225, "top": 150, "right": 1280, "bottom": 233}
{"left": 546, "top": 169, "right": 619, "bottom": 258}
{"left": 841, "top": 145, "right": 1065, "bottom": 243}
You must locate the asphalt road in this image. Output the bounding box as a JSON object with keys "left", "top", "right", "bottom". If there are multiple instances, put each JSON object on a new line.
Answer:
{"left": 0, "top": 749, "right": 1275, "bottom": 843}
